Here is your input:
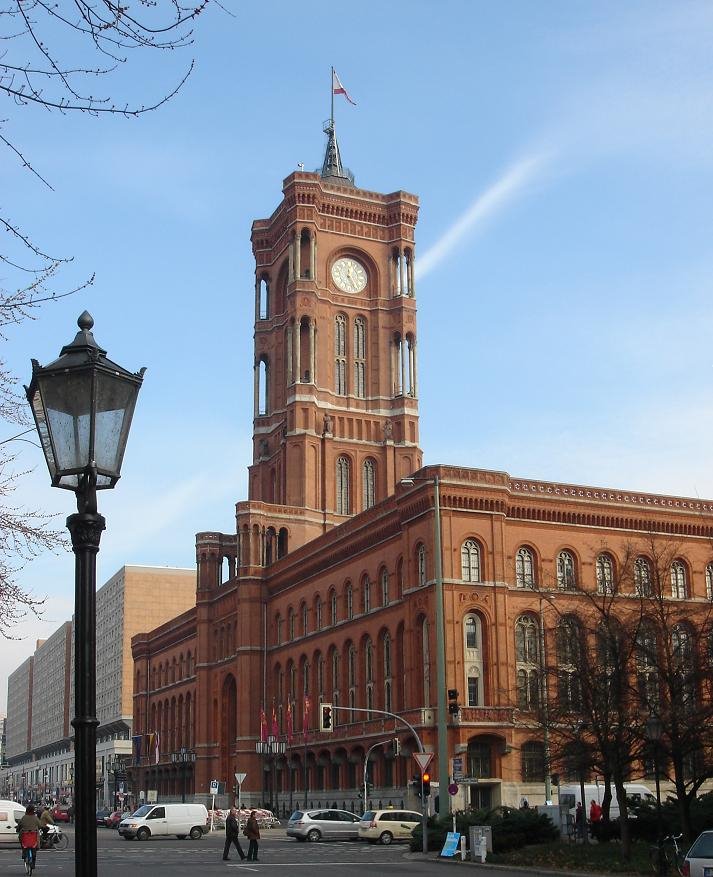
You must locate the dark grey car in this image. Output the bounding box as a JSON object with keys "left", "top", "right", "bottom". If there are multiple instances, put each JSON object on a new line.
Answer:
{"left": 287, "top": 808, "right": 361, "bottom": 842}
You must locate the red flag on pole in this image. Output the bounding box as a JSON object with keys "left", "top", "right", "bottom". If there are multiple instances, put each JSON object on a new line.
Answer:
{"left": 260, "top": 708, "right": 268, "bottom": 743}
{"left": 303, "top": 695, "right": 310, "bottom": 737}
{"left": 286, "top": 702, "right": 293, "bottom": 745}
{"left": 332, "top": 69, "right": 357, "bottom": 105}
{"left": 271, "top": 704, "right": 279, "bottom": 738}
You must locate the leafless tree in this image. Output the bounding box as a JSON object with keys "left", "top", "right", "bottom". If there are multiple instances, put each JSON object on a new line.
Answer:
{"left": 0, "top": 0, "right": 214, "bottom": 635}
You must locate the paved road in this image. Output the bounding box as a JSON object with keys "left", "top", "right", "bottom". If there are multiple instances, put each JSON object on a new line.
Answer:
{"left": 0, "top": 825, "right": 549, "bottom": 876}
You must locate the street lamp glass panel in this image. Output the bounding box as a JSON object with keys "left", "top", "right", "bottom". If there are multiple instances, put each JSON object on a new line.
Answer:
{"left": 34, "top": 370, "right": 94, "bottom": 487}
{"left": 93, "top": 369, "right": 141, "bottom": 478}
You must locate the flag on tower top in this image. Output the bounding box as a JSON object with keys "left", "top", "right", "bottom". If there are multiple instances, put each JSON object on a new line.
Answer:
{"left": 332, "top": 69, "right": 357, "bottom": 105}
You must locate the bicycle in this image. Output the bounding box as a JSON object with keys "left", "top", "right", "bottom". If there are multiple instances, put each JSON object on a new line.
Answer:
{"left": 41, "top": 826, "right": 70, "bottom": 851}
{"left": 19, "top": 830, "right": 39, "bottom": 875}
{"left": 649, "top": 832, "right": 686, "bottom": 876}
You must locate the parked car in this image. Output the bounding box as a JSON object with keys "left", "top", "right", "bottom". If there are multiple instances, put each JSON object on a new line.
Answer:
{"left": 683, "top": 829, "right": 713, "bottom": 877}
{"left": 51, "top": 805, "right": 71, "bottom": 823}
{"left": 287, "top": 808, "right": 360, "bottom": 842}
{"left": 96, "top": 807, "right": 112, "bottom": 826}
{"left": 105, "top": 810, "right": 124, "bottom": 829}
{"left": 358, "top": 809, "right": 422, "bottom": 845}
{"left": 118, "top": 803, "right": 208, "bottom": 840}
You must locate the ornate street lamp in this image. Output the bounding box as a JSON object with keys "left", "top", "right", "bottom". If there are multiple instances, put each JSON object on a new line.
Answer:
{"left": 256, "top": 736, "right": 286, "bottom": 813}
{"left": 26, "top": 312, "right": 144, "bottom": 877}
{"left": 646, "top": 716, "right": 665, "bottom": 876}
{"left": 170, "top": 749, "right": 196, "bottom": 803}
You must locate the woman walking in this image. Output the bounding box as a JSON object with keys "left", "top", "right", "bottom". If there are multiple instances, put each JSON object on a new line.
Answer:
{"left": 245, "top": 810, "right": 260, "bottom": 862}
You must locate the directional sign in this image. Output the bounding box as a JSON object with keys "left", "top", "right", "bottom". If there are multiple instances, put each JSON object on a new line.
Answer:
{"left": 413, "top": 752, "right": 434, "bottom": 773}
{"left": 209, "top": 780, "right": 219, "bottom": 795}
{"left": 235, "top": 773, "right": 247, "bottom": 784}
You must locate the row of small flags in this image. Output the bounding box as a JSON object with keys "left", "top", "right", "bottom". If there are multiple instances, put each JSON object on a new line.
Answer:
{"left": 131, "top": 732, "right": 160, "bottom": 766}
{"left": 131, "top": 697, "right": 314, "bottom": 766}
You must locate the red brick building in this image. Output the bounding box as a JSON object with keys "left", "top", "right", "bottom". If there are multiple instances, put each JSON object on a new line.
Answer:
{"left": 131, "top": 126, "right": 713, "bottom": 814}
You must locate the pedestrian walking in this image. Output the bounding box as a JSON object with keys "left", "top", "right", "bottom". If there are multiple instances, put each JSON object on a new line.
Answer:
{"left": 589, "top": 799, "right": 602, "bottom": 823}
{"left": 575, "top": 802, "right": 585, "bottom": 840}
{"left": 245, "top": 810, "right": 260, "bottom": 862}
{"left": 222, "top": 807, "right": 246, "bottom": 861}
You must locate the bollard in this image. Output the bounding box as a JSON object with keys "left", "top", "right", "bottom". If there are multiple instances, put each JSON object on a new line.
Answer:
{"left": 460, "top": 833, "right": 466, "bottom": 860}
{"left": 478, "top": 835, "right": 487, "bottom": 863}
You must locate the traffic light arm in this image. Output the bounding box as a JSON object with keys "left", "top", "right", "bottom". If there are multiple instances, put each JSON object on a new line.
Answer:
{"left": 326, "top": 705, "right": 425, "bottom": 753}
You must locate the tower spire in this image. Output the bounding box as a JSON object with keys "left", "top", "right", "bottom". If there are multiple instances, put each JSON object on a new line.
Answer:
{"left": 320, "top": 66, "right": 355, "bottom": 186}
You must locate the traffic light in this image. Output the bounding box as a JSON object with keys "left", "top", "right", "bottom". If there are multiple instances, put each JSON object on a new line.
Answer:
{"left": 319, "top": 703, "right": 333, "bottom": 732}
{"left": 448, "top": 689, "right": 460, "bottom": 715}
{"left": 422, "top": 772, "right": 431, "bottom": 797}
{"left": 411, "top": 775, "right": 421, "bottom": 798}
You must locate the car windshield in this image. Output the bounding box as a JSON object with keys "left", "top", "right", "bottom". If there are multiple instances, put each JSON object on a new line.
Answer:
{"left": 361, "top": 811, "right": 375, "bottom": 820}
{"left": 289, "top": 811, "right": 303, "bottom": 820}
{"left": 689, "top": 833, "right": 713, "bottom": 858}
{"left": 131, "top": 805, "right": 152, "bottom": 818}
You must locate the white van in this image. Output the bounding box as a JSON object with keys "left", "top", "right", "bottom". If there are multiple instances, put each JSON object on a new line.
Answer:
{"left": 558, "top": 782, "right": 654, "bottom": 818}
{"left": 0, "top": 801, "right": 25, "bottom": 847}
{"left": 118, "top": 803, "right": 208, "bottom": 840}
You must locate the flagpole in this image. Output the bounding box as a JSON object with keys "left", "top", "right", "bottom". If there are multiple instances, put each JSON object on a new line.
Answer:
{"left": 330, "top": 65, "right": 334, "bottom": 126}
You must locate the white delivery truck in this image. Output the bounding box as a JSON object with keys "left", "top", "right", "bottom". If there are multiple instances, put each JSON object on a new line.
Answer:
{"left": 558, "top": 782, "right": 654, "bottom": 819}
{"left": 118, "top": 803, "right": 208, "bottom": 840}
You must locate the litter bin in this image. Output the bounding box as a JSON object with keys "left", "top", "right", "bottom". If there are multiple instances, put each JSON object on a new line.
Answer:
{"left": 469, "top": 825, "right": 493, "bottom": 862}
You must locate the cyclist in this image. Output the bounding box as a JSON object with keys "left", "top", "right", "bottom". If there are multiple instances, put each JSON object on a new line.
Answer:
{"left": 16, "top": 805, "right": 41, "bottom": 870}
{"left": 39, "top": 806, "right": 54, "bottom": 846}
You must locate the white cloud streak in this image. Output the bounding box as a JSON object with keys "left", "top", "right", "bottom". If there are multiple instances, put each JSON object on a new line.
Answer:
{"left": 416, "top": 151, "right": 555, "bottom": 280}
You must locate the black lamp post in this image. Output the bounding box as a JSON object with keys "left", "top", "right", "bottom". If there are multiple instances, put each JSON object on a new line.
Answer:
{"left": 170, "top": 749, "right": 196, "bottom": 803}
{"left": 26, "top": 312, "right": 144, "bottom": 877}
{"left": 646, "top": 716, "right": 665, "bottom": 876}
{"left": 256, "top": 737, "right": 285, "bottom": 814}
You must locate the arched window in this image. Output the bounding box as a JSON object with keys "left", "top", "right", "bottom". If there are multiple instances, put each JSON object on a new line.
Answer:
{"left": 330, "top": 590, "right": 337, "bottom": 626}
{"left": 315, "top": 597, "right": 323, "bottom": 631}
{"left": 422, "top": 618, "right": 431, "bottom": 706}
{"left": 288, "top": 608, "right": 295, "bottom": 641}
{"left": 556, "top": 551, "right": 576, "bottom": 590}
{"left": 353, "top": 317, "right": 366, "bottom": 399}
{"left": 463, "top": 613, "right": 484, "bottom": 707}
{"left": 335, "top": 315, "right": 347, "bottom": 395}
{"left": 706, "top": 563, "right": 713, "bottom": 601}
{"left": 362, "top": 576, "right": 371, "bottom": 613}
{"left": 556, "top": 617, "right": 581, "bottom": 712}
{"left": 672, "top": 623, "right": 696, "bottom": 713}
{"left": 515, "top": 615, "right": 540, "bottom": 711}
{"left": 346, "top": 583, "right": 353, "bottom": 620}
{"left": 461, "top": 540, "right": 481, "bottom": 582}
{"left": 301, "top": 603, "right": 308, "bottom": 637}
{"left": 380, "top": 568, "right": 389, "bottom": 606}
{"left": 596, "top": 553, "right": 614, "bottom": 594}
{"left": 635, "top": 557, "right": 652, "bottom": 596}
{"left": 348, "top": 644, "right": 357, "bottom": 720}
{"left": 275, "top": 614, "right": 283, "bottom": 646}
{"left": 515, "top": 547, "right": 535, "bottom": 589}
{"left": 257, "top": 357, "right": 269, "bottom": 416}
{"left": 635, "top": 620, "right": 659, "bottom": 709}
{"left": 522, "top": 741, "right": 546, "bottom": 781}
{"left": 336, "top": 456, "right": 350, "bottom": 515}
{"left": 671, "top": 560, "right": 688, "bottom": 599}
{"left": 417, "top": 543, "right": 426, "bottom": 587}
{"left": 362, "top": 459, "right": 376, "bottom": 510}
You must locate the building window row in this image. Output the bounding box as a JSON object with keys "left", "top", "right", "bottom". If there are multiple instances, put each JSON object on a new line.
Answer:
{"left": 336, "top": 455, "right": 378, "bottom": 514}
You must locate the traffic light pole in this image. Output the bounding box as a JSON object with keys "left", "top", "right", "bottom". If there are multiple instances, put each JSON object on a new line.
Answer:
{"left": 319, "top": 705, "right": 428, "bottom": 853}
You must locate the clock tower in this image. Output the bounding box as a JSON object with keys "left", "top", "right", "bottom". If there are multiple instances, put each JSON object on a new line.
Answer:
{"left": 238, "top": 122, "right": 422, "bottom": 561}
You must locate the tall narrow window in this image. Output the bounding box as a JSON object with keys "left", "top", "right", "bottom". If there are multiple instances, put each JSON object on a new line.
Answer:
{"left": 463, "top": 613, "right": 484, "bottom": 706}
{"left": 362, "top": 459, "right": 376, "bottom": 510}
{"left": 336, "top": 456, "right": 350, "bottom": 515}
{"left": 515, "top": 615, "right": 540, "bottom": 710}
{"left": 288, "top": 608, "right": 295, "bottom": 641}
{"left": 417, "top": 544, "right": 426, "bottom": 587}
{"left": 522, "top": 741, "right": 546, "bottom": 781}
{"left": 330, "top": 590, "right": 337, "bottom": 626}
{"left": 258, "top": 358, "right": 269, "bottom": 416}
{"left": 315, "top": 597, "right": 323, "bottom": 631}
{"left": 422, "top": 619, "right": 431, "bottom": 706}
{"left": 596, "top": 553, "right": 614, "bottom": 594}
{"left": 515, "top": 547, "right": 535, "bottom": 589}
{"left": 671, "top": 560, "right": 688, "bottom": 599}
{"left": 346, "top": 584, "right": 353, "bottom": 620}
{"left": 635, "top": 621, "right": 659, "bottom": 709}
{"left": 380, "top": 568, "right": 389, "bottom": 606}
{"left": 635, "top": 557, "right": 652, "bottom": 596}
{"left": 362, "top": 576, "right": 371, "bottom": 613}
{"left": 707, "top": 563, "right": 713, "bottom": 601}
{"left": 556, "top": 551, "right": 576, "bottom": 590}
{"left": 335, "top": 315, "right": 347, "bottom": 395}
{"left": 461, "top": 540, "right": 481, "bottom": 582}
{"left": 301, "top": 603, "right": 308, "bottom": 636}
{"left": 556, "top": 617, "right": 581, "bottom": 712}
{"left": 354, "top": 317, "right": 366, "bottom": 398}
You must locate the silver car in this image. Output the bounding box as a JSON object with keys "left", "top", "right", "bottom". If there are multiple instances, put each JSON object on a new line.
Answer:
{"left": 684, "top": 829, "right": 713, "bottom": 877}
{"left": 286, "top": 808, "right": 361, "bottom": 842}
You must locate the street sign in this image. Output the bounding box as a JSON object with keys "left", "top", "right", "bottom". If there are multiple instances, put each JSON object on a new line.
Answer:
{"left": 452, "top": 756, "right": 464, "bottom": 780}
{"left": 209, "top": 780, "right": 219, "bottom": 796}
{"left": 448, "top": 782, "right": 459, "bottom": 796}
{"left": 413, "top": 752, "right": 434, "bottom": 773}
{"left": 235, "top": 772, "right": 246, "bottom": 784}
{"left": 147, "top": 790, "right": 157, "bottom": 803}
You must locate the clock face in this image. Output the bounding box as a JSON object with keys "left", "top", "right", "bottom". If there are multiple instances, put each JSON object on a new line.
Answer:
{"left": 331, "top": 257, "right": 367, "bottom": 293}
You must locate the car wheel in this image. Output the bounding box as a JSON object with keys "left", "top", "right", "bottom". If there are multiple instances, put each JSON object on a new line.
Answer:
{"left": 307, "top": 829, "right": 321, "bottom": 843}
{"left": 189, "top": 827, "right": 203, "bottom": 840}
{"left": 136, "top": 827, "right": 150, "bottom": 841}
{"left": 379, "top": 831, "right": 393, "bottom": 845}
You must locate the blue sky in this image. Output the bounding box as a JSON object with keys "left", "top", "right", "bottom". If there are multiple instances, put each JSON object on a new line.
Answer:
{"left": 1, "top": 0, "right": 713, "bottom": 711}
